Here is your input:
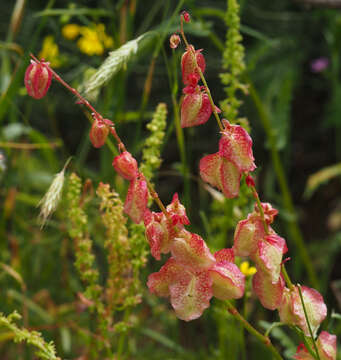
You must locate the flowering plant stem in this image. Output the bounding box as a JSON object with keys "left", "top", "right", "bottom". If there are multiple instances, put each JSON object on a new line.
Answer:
{"left": 226, "top": 301, "right": 283, "bottom": 360}
{"left": 178, "top": 15, "right": 292, "bottom": 358}
{"left": 28, "top": 51, "right": 283, "bottom": 358}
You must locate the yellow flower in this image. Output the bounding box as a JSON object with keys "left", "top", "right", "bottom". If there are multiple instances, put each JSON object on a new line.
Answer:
{"left": 96, "top": 23, "right": 113, "bottom": 48}
{"left": 240, "top": 261, "right": 257, "bottom": 277}
{"left": 62, "top": 23, "right": 80, "bottom": 40}
{"left": 38, "top": 35, "right": 61, "bottom": 67}
{"left": 77, "top": 27, "right": 104, "bottom": 56}
{"left": 76, "top": 23, "right": 113, "bottom": 56}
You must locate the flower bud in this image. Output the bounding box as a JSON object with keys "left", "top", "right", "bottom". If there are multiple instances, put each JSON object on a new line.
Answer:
{"left": 181, "top": 45, "right": 206, "bottom": 86}
{"left": 89, "top": 120, "right": 109, "bottom": 148}
{"left": 245, "top": 174, "right": 255, "bottom": 187}
{"left": 182, "top": 11, "right": 190, "bottom": 22}
{"left": 24, "top": 60, "right": 52, "bottom": 99}
{"left": 171, "top": 230, "right": 216, "bottom": 270}
{"left": 181, "top": 87, "right": 212, "bottom": 128}
{"left": 169, "top": 34, "right": 180, "bottom": 49}
{"left": 112, "top": 151, "right": 138, "bottom": 180}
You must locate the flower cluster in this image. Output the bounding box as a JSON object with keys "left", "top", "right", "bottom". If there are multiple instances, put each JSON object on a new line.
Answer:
{"left": 234, "top": 203, "right": 286, "bottom": 309}
{"left": 111, "top": 150, "right": 246, "bottom": 320}
{"left": 62, "top": 23, "right": 113, "bottom": 56}
{"left": 163, "top": 14, "right": 335, "bottom": 355}
{"left": 234, "top": 202, "right": 329, "bottom": 340}
{"left": 24, "top": 10, "right": 337, "bottom": 357}
{"left": 148, "top": 245, "right": 244, "bottom": 321}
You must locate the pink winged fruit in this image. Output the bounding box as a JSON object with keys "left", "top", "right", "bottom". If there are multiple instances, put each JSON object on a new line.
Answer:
{"left": 24, "top": 60, "right": 52, "bottom": 99}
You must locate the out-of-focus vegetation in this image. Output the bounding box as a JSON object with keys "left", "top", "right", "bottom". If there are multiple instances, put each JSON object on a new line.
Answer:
{"left": 0, "top": 0, "right": 341, "bottom": 358}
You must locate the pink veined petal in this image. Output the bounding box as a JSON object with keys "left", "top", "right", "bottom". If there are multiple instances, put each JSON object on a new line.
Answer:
{"left": 209, "top": 261, "right": 245, "bottom": 300}
{"left": 181, "top": 45, "right": 206, "bottom": 86}
{"left": 181, "top": 90, "right": 203, "bottom": 128}
{"left": 266, "top": 233, "right": 288, "bottom": 254}
{"left": 180, "top": 90, "right": 211, "bottom": 128}
{"left": 252, "top": 270, "right": 284, "bottom": 310}
{"left": 171, "top": 231, "right": 216, "bottom": 270}
{"left": 233, "top": 219, "right": 258, "bottom": 257}
{"left": 278, "top": 286, "right": 327, "bottom": 337}
{"left": 112, "top": 151, "right": 138, "bottom": 180}
{"left": 199, "top": 152, "right": 221, "bottom": 189}
{"left": 124, "top": 176, "right": 148, "bottom": 224}
{"left": 24, "top": 61, "right": 52, "bottom": 99}
{"left": 219, "top": 119, "right": 256, "bottom": 173}
{"left": 24, "top": 63, "right": 35, "bottom": 97}
{"left": 214, "top": 248, "right": 234, "bottom": 263}
{"left": 147, "top": 257, "right": 183, "bottom": 297}
{"left": 169, "top": 269, "right": 212, "bottom": 321}
{"left": 194, "top": 93, "right": 212, "bottom": 126}
{"left": 89, "top": 120, "right": 109, "bottom": 148}
{"left": 33, "top": 65, "right": 47, "bottom": 98}
{"left": 292, "top": 286, "right": 327, "bottom": 337}
{"left": 251, "top": 234, "right": 286, "bottom": 284}
{"left": 316, "top": 331, "right": 337, "bottom": 360}
{"left": 278, "top": 287, "right": 300, "bottom": 327}
{"left": 219, "top": 157, "right": 241, "bottom": 198}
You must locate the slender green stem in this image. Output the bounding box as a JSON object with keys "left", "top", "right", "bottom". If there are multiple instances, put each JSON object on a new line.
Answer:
{"left": 297, "top": 285, "right": 321, "bottom": 360}
{"left": 171, "top": 93, "right": 191, "bottom": 205}
{"left": 281, "top": 264, "right": 294, "bottom": 290}
{"left": 116, "top": 308, "right": 132, "bottom": 359}
{"left": 146, "top": 178, "right": 169, "bottom": 218}
{"left": 264, "top": 322, "right": 286, "bottom": 338}
{"left": 37, "top": 56, "right": 172, "bottom": 224}
{"left": 226, "top": 301, "right": 283, "bottom": 360}
{"left": 248, "top": 80, "right": 319, "bottom": 290}
{"left": 251, "top": 185, "right": 269, "bottom": 234}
